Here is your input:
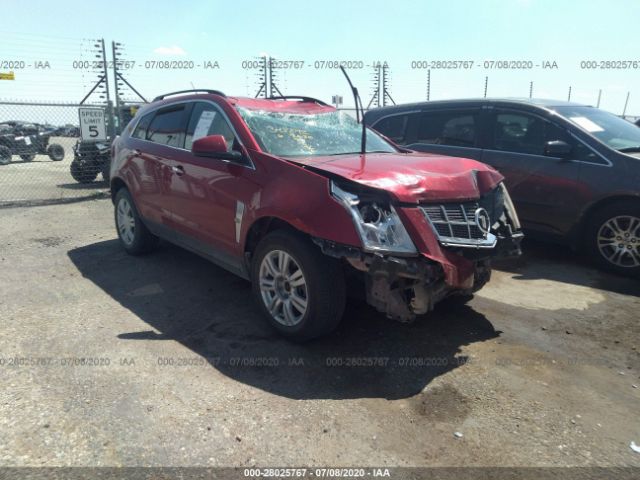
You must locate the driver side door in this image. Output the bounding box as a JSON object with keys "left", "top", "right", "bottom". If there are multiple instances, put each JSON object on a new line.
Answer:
{"left": 481, "top": 108, "right": 588, "bottom": 237}
{"left": 166, "top": 101, "right": 260, "bottom": 267}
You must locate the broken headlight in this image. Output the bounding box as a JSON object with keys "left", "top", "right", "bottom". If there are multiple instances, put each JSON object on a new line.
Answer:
{"left": 331, "top": 182, "right": 417, "bottom": 254}
{"left": 499, "top": 183, "right": 521, "bottom": 230}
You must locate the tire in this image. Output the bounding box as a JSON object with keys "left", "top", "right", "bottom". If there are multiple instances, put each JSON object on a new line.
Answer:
{"left": 70, "top": 160, "right": 98, "bottom": 183}
{"left": 101, "top": 158, "right": 111, "bottom": 183}
{"left": 0, "top": 146, "right": 12, "bottom": 165}
{"left": 47, "top": 143, "right": 65, "bottom": 161}
{"left": 585, "top": 200, "right": 640, "bottom": 277}
{"left": 114, "top": 188, "right": 159, "bottom": 255}
{"left": 251, "top": 230, "right": 346, "bottom": 341}
{"left": 20, "top": 154, "right": 35, "bottom": 162}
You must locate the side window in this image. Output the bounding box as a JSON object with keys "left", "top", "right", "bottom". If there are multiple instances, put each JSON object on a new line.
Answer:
{"left": 185, "top": 102, "right": 236, "bottom": 151}
{"left": 131, "top": 112, "right": 153, "bottom": 140}
{"left": 372, "top": 115, "right": 408, "bottom": 144}
{"left": 494, "top": 112, "right": 544, "bottom": 155}
{"left": 416, "top": 110, "right": 478, "bottom": 147}
{"left": 146, "top": 106, "right": 188, "bottom": 148}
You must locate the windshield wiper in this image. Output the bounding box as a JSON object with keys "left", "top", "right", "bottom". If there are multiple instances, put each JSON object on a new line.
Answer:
{"left": 325, "top": 150, "right": 391, "bottom": 156}
{"left": 618, "top": 146, "right": 640, "bottom": 153}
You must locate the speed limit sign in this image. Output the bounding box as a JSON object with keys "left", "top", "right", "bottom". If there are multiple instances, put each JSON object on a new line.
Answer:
{"left": 78, "top": 107, "right": 107, "bottom": 141}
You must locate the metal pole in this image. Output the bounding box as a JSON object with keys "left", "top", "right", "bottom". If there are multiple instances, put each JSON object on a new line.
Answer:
{"left": 484, "top": 76, "right": 488, "bottom": 98}
{"left": 100, "top": 39, "right": 114, "bottom": 138}
{"left": 426, "top": 69, "right": 431, "bottom": 101}
{"left": 568, "top": 86, "right": 572, "bottom": 102}
{"left": 111, "top": 41, "right": 123, "bottom": 135}
{"left": 529, "top": 81, "right": 533, "bottom": 98}
{"left": 381, "top": 64, "right": 386, "bottom": 107}
{"left": 596, "top": 89, "right": 602, "bottom": 108}
{"left": 622, "top": 92, "right": 630, "bottom": 116}
{"left": 268, "top": 57, "right": 273, "bottom": 98}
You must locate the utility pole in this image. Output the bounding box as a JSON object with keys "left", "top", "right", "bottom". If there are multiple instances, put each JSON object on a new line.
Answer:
{"left": 268, "top": 57, "right": 283, "bottom": 97}
{"left": 111, "top": 42, "right": 148, "bottom": 134}
{"left": 381, "top": 63, "right": 395, "bottom": 106}
{"left": 484, "top": 76, "right": 488, "bottom": 98}
{"left": 596, "top": 89, "right": 602, "bottom": 108}
{"left": 529, "top": 81, "right": 533, "bottom": 99}
{"left": 367, "top": 63, "right": 395, "bottom": 109}
{"left": 568, "top": 86, "right": 572, "bottom": 102}
{"left": 255, "top": 56, "right": 283, "bottom": 98}
{"left": 79, "top": 38, "right": 109, "bottom": 106}
{"left": 255, "top": 56, "right": 268, "bottom": 98}
{"left": 367, "top": 64, "right": 382, "bottom": 109}
{"left": 111, "top": 41, "right": 122, "bottom": 134}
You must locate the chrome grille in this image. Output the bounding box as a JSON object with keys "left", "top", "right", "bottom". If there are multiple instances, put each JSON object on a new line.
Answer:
{"left": 421, "top": 202, "right": 497, "bottom": 248}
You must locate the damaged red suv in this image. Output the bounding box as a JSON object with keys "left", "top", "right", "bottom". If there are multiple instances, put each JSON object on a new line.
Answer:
{"left": 110, "top": 90, "right": 523, "bottom": 340}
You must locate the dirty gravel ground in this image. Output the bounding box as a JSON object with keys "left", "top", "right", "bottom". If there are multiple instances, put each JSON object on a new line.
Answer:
{"left": 0, "top": 198, "right": 639, "bottom": 468}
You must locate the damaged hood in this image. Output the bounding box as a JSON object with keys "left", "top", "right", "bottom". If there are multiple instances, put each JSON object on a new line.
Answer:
{"left": 288, "top": 152, "right": 504, "bottom": 203}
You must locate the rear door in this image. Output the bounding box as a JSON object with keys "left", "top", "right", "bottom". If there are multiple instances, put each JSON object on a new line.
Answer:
{"left": 481, "top": 108, "right": 586, "bottom": 236}
{"left": 404, "top": 108, "right": 483, "bottom": 160}
{"left": 137, "top": 103, "right": 191, "bottom": 228}
{"left": 125, "top": 105, "right": 189, "bottom": 226}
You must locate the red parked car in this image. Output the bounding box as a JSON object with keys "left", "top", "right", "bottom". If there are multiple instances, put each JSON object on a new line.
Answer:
{"left": 110, "top": 90, "right": 523, "bottom": 340}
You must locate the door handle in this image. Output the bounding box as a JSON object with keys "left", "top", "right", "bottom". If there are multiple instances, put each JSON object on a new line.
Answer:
{"left": 171, "top": 165, "right": 185, "bottom": 175}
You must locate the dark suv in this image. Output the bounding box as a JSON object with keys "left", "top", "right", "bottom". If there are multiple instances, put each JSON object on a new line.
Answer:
{"left": 110, "top": 90, "right": 522, "bottom": 340}
{"left": 366, "top": 99, "right": 640, "bottom": 276}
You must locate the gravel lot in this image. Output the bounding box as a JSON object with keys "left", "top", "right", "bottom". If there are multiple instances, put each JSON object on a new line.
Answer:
{"left": 0, "top": 136, "right": 108, "bottom": 205}
{"left": 0, "top": 198, "right": 639, "bottom": 469}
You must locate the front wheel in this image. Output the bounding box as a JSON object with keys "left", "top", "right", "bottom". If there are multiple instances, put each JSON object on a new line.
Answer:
{"left": 586, "top": 201, "right": 640, "bottom": 277}
{"left": 47, "top": 143, "right": 65, "bottom": 161}
{"left": 251, "top": 230, "right": 346, "bottom": 341}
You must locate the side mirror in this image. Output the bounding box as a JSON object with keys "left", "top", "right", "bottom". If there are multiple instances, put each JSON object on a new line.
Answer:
{"left": 544, "top": 140, "right": 572, "bottom": 158}
{"left": 192, "top": 134, "right": 243, "bottom": 161}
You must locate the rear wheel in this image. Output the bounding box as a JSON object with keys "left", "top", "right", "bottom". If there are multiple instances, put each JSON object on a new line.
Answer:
{"left": 0, "top": 146, "right": 12, "bottom": 165}
{"left": 70, "top": 160, "right": 97, "bottom": 183}
{"left": 251, "top": 230, "right": 346, "bottom": 341}
{"left": 586, "top": 200, "right": 640, "bottom": 276}
{"left": 114, "top": 188, "right": 158, "bottom": 255}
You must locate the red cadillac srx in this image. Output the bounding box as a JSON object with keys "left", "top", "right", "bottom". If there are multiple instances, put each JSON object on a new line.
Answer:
{"left": 110, "top": 90, "right": 523, "bottom": 340}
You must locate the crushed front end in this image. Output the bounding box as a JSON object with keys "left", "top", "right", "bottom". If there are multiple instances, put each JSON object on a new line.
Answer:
{"left": 316, "top": 180, "right": 523, "bottom": 322}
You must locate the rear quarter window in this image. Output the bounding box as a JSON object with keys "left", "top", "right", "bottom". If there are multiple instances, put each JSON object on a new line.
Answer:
{"left": 132, "top": 112, "right": 153, "bottom": 140}
{"left": 146, "top": 106, "right": 188, "bottom": 147}
{"left": 372, "top": 114, "right": 409, "bottom": 144}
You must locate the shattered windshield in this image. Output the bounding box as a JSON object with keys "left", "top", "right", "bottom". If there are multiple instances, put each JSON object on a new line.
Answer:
{"left": 237, "top": 107, "right": 397, "bottom": 157}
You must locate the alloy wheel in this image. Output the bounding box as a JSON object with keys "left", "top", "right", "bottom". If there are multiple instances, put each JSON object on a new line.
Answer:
{"left": 116, "top": 198, "right": 136, "bottom": 246}
{"left": 597, "top": 215, "right": 640, "bottom": 268}
{"left": 259, "top": 250, "right": 308, "bottom": 326}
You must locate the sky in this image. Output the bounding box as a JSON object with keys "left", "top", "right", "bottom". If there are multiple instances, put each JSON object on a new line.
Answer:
{"left": 1, "top": 0, "right": 640, "bottom": 123}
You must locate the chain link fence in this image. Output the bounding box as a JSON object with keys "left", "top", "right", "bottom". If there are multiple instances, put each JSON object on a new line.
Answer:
{"left": 0, "top": 101, "right": 111, "bottom": 206}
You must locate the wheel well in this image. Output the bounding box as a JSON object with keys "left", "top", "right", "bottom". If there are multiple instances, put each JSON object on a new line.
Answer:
{"left": 110, "top": 177, "right": 127, "bottom": 203}
{"left": 243, "top": 217, "right": 305, "bottom": 256}
{"left": 575, "top": 195, "right": 640, "bottom": 242}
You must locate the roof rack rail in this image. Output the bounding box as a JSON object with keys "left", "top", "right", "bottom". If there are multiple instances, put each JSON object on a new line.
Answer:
{"left": 267, "top": 95, "right": 329, "bottom": 106}
{"left": 153, "top": 89, "right": 226, "bottom": 101}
